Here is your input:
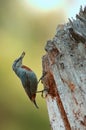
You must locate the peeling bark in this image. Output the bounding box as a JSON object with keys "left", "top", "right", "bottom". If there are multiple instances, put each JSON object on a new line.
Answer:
{"left": 42, "top": 6, "right": 86, "bottom": 130}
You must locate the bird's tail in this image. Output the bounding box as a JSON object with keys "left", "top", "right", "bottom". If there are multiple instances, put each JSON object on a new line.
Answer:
{"left": 33, "top": 100, "right": 39, "bottom": 109}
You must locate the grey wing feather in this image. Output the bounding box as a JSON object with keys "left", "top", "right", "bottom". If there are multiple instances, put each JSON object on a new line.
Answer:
{"left": 24, "top": 71, "right": 38, "bottom": 99}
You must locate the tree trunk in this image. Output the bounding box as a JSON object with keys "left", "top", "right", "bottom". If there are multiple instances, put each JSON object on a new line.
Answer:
{"left": 42, "top": 6, "right": 86, "bottom": 130}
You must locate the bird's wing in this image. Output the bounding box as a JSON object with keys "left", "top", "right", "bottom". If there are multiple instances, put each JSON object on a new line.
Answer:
{"left": 22, "top": 71, "right": 38, "bottom": 108}
{"left": 24, "top": 72, "right": 32, "bottom": 100}
{"left": 21, "top": 65, "right": 38, "bottom": 95}
{"left": 24, "top": 72, "right": 36, "bottom": 101}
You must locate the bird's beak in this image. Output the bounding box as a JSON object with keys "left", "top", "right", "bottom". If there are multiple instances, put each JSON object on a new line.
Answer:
{"left": 20, "top": 51, "right": 25, "bottom": 59}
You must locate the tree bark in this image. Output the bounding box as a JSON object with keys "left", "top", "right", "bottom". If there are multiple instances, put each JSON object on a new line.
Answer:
{"left": 42, "top": 6, "right": 86, "bottom": 130}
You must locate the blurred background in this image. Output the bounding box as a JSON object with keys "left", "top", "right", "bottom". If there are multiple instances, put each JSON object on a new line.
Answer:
{"left": 0, "top": 0, "right": 85, "bottom": 130}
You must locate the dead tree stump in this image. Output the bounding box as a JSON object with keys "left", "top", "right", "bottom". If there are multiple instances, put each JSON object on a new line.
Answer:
{"left": 42, "top": 6, "right": 86, "bottom": 130}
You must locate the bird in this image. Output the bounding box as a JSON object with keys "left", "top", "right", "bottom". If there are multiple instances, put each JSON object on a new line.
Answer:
{"left": 12, "top": 52, "right": 39, "bottom": 108}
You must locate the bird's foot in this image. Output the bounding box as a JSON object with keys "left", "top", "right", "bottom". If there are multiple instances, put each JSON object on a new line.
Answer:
{"left": 36, "top": 88, "right": 49, "bottom": 98}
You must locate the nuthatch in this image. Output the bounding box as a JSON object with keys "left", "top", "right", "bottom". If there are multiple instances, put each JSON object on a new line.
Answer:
{"left": 12, "top": 52, "right": 39, "bottom": 108}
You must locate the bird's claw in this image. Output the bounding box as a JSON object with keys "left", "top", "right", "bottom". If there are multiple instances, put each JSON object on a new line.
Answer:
{"left": 37, "top": 88, "right": 49, "bottom": 98}
{"left": 36, "top": 87, "right": 49, "bottom": 98}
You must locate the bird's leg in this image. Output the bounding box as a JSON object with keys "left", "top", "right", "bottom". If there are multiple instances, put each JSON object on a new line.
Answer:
{"left": 36, "top": 88, "right": 49, "bottom": 98}
{"left": 37, "top": 72, "right": 48, "bottom": 97}
{"left": 37, "top": 72, "right": 47, "bottom": 84}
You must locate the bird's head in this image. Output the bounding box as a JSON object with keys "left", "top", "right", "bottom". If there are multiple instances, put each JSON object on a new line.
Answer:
{"left": 12, "top": 52, "right": 25, "bottom": 71}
